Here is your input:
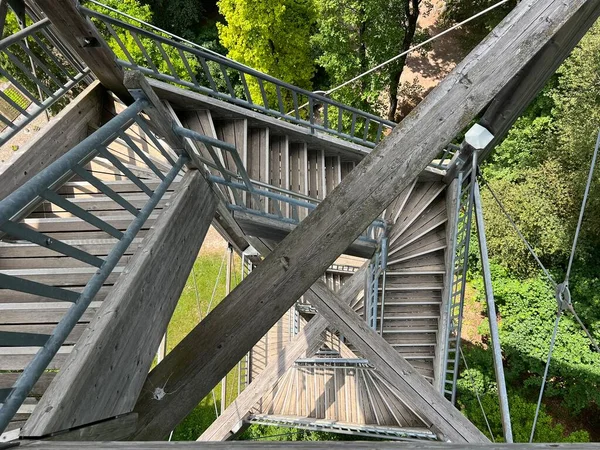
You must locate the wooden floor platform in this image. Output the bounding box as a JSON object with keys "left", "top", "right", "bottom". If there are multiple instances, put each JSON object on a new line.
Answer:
{"left": 16, "top": 441, "right": 600, "bottom": 449}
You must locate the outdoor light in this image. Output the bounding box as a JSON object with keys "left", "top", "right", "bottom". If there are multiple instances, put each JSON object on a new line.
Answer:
{"left": 464, "top": 123, "right": 494, "bottom": 150}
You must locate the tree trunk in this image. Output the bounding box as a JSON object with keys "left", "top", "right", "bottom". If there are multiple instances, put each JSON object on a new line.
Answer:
{"left": 387, "top": 0, "right": 420, "bottom": 121}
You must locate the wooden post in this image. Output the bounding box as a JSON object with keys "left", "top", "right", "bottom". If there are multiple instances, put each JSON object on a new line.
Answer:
{"left": 130, "top": 0, "right": 590, "bottom": 440}
{"left": 31, "top": 0, "right": 132, "bottom": 103}
{"left": 200, "top": 264, "right": 368, "bottom": 441}
{"left": 21, "top": 170, "right": 218, "bottom": 436}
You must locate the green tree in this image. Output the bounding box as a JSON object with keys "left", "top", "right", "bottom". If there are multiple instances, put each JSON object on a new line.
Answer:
{"left": 140, "top": 0, "right": 203, "bottom": 40}
{"left": 216, "top": 0, "right": 316, "bottom": 107}
{"left": 441, "top": 0, "right": 517, "bottom": 51}
{"left": 311, "top": 0, "right": 431, "bottom": 120}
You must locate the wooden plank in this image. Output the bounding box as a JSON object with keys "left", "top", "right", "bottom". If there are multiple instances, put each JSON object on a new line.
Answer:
{"left": 0, "top": 373, "right": 56, "bottom": 398}
{"left": 17, "top": 441, "right": 600, "bottom": 449}
{"left": 0, "top": 81, "right": 104, "bottom": 202}
{"left": 46, "top": 414, "right": 138, "bottom": 442}
{"left": 129, "top": 1, "right": 585, "bottom": 440}
{"left": 232, "top": 210, "right": 376, "bottom": 259}
{"left": 150, "top": 79, "right": 372, "bottom": 159}
{"left": 32, "top": 1, "right": 130, "bottom": 102}
{"left": 200, "top": 264, "right": 368, "bottom": 441}
{"left": 22, "top": 171, "right": 217, "bottom": 436}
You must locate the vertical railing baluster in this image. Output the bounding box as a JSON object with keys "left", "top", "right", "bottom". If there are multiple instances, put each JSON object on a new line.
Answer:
{"left": 178, "top": 48, "right": 199, "bottom": 87}
{"left": 130, "top": 31, "right": 159, "bottom": 73}
{"left": 198, "top": 57, "right": 218, "bottom": 92}
{"left": 156, "top": 42, "right": 178, "bottom": 79}
{"left": 240, "top": 73, "right": 253, "bottom": 105}
{"left": 219, "top": 63, "right": 236, "bottom": 98}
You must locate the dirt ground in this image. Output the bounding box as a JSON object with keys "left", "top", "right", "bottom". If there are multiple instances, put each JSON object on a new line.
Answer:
{"left": 394, "top": 0, "right": 467, "bottom": 118}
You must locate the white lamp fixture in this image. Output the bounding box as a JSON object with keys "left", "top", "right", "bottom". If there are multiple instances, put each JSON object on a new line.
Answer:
{"left": 465, "top": 123, "right": 494, "bottom": 149}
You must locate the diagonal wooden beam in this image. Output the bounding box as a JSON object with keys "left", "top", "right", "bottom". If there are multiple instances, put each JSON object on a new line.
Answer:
{"left": 444, "top": 0, "right": 600, "bottom": 181}
{"left": 129, "top": 0, "right": 590, "bottom": 440}
{"left": 200, "top": 264, "right": 368, "bottom": 441}
{"left": 303, "top": 281, "right": 484, "bottom": 442}
{"left": 32, "top": 0, "right": 131, "bottom": 103}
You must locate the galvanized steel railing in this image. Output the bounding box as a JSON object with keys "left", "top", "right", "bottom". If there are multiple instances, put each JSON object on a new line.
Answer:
{"left": 0, "top": 97, "right": 186, "bottom": 434}
{"left": 441, "top": 170, "right": 475, "bottom": 403}
{"left": 365, "top": 233, "right": 389, "bottom": 332}
{"left": 80, "top": 6, "right": 396, "bottom": 149}
{"left": 0, "top": 13, "right": 91, "bottom": 146}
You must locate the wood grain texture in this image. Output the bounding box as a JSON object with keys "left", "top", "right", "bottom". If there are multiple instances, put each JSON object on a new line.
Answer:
{"left": 129, "top": 0, "right": 586, "bottom": 440}
{"left": 21, "top": 170, "right": 217, "bottom": 436}
{"left": 304, "top": 281, "right": 485, "bottom": 442}
{"left": 0, "top": 81, "right": 104, "bottom": 202}
{"left": 19, "top": 441, "right": 600, "bottom": 449}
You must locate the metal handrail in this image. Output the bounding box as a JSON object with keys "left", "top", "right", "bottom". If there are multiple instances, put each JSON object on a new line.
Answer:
{"left": 0, "top": 12, "right": 91, "bottom": 145}
{"left": 80, "top": 7, "right": 396, "bottom": 148}
{"left": 0, "top": 98, "right": 185, "bottom": 434}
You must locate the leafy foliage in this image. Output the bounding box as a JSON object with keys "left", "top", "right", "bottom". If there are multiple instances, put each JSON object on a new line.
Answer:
{"left": 139, "top": 0, "right": 203, "bottom": 40}
{"left": 216, "top": 0, "right": 316, "bottom": 107}
{"left": 89, "top": 0, "right": 199, "bottom": 83}
{"left": 311, "top": 0, "right": 431, "bottom": 118}
{"left": 440, "top": 0, "right": 517, "bottom": 51}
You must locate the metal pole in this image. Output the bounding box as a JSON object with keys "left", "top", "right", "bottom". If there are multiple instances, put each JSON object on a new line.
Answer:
{"left": 473, "top": 179, "right": 513, "bottom": 443}
{"left": 221, "top": 244, "right": 233, "bottom": 414}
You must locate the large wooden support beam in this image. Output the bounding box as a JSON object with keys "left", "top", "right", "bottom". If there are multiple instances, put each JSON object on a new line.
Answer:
{"left": 21, "top": 170, "right": 218, "bottom": 436}
{"left": 303, "top": 281, "right": 486, "bottom": 442}
{"left": 480, "top": 0, "right": 600, "bottom": 154}
{"left": 129, "top": 0, "right": 587, "bottom": 440}
{"left": 444, "top": 0, "right": 600, "bottom": 181}
{"left": 200, "top": 264, "right": 368, "bottom": 441}
{"left": 31, "top": 0, "right": 131, "bottom": 103}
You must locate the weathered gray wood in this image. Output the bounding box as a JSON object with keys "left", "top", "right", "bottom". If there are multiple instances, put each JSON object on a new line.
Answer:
{"left": 303, "top": 280, "right": 484, "bottom": 442}
{"left": 19, "top": 441, "right": 600, "bottom": 448}
{"left": 128, "top": 1, "right": 586, "bottom": 440}
{"left": 0, "top": 81, "right": 104, "bottom": 202}
{"left": 123, "top": 71, "right": 187, "bottom": 158}
{"left": 32, "top": 0, "right": 130, "bottom": 102}
{"left": 444, "top": 0, "right": 600, "bottom": 181}
{"left": 200, "top": 265, "right": 368, "bottom": 441}
{"left": 22, "top": 170, "right": 217, "bottom": 436}
{"left": 479, "top": 0, "right": 600, "bottom": 160}
{"left": 149, "top": 79, "right": 371, "bottom": 160}
{"left": 45, "top": 414, "right": 138, "bottom": 441}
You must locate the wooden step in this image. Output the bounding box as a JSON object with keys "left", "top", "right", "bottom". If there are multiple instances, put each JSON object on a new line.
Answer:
{"left": 388, "top": 202, "right": 447, "bottom": 256}
{"left": 0, "top": 346, "right": 72, "bottom": 371}
{"left": 0, "top": 267, "right": 123, "bottom": 287}
{"left": 0, "top": 301, "right": 102, "bottom": 323}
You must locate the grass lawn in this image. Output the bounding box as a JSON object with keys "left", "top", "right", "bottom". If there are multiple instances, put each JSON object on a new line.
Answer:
{"left": 164, "top": 251, "right": 243, "bottom": 440}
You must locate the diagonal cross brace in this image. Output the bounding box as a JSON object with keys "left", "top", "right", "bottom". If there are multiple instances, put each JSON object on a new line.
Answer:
{"left": 130, "top": 0, "right": 592, "bottom": 441}
{"left": 200, "top": 264, "right": 369, "bottom": 441}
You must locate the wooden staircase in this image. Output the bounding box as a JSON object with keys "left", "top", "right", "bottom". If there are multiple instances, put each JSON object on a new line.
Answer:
{"left": 0, "top": 106, "right": 181, "bottom": 432}
{"left": 378, "top": 181, "right": 448, "bottom": 382}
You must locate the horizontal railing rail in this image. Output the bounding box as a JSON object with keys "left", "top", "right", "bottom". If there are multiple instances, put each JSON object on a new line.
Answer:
{"left": 0, "top": 97, "right": 185, "bottom": 434}
{"left": 0, "top": 11, "right": 91, "bottom": 146}
{"left": 81, "top": 6, "right": 396, "bottom": 148}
